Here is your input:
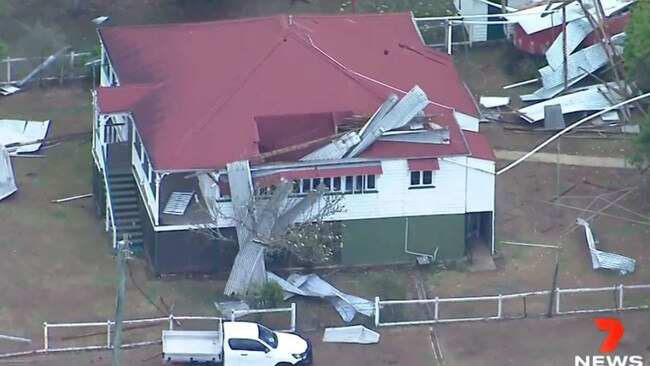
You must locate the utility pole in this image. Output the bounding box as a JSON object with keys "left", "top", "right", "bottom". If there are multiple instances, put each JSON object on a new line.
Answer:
{"left": 112, "top": 234, "right": 131, "bottom": 366}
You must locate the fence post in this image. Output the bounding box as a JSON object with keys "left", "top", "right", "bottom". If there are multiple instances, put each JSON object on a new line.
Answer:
{"left": 497, "top": 294, "right": 503, "bottom": 319}
{"left": 290, "top": 303, "right": 296, "bottom": 332}
{"left": 374, "top": 297, "right": 380, "bottom": 327}
{"left": 107, "top": 320, "right": 112, "bottom": 348}
{"left": 5, "top": 57, "right": 10, "bottom": 84}
{"left": 555, "top": 288, "right": 561, "bottom": 315}
{"left": 618, "top": 285, "right": 624, "bottom": 310}
{"left": 43, "top": 323, "right": 48, "bottom": 351}
{"left": 168, "top": 315, "right": 174, "bottom": 330}
{"left": 434, "top": 297, "right": 439, "bottom": 321}
{"left": 231, "top": 309, "right": 236, "bottom": 322}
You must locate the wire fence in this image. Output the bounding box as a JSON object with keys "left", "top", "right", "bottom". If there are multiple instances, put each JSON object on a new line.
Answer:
{"left": 0, "top": 305, "right": 296, "bottom": 359}
{"left": 375, "top": 283, "right": 650, "bottom": 327}
{"left": 0, "top": 51, "right": 93, "bottom": 86}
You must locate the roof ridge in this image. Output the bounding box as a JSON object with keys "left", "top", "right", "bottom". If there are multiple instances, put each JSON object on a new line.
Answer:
{"left": 100, "top": 14, "right": 283, "bottom": 31}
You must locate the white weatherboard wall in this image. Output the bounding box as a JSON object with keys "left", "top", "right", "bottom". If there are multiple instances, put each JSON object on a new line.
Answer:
{"left": 454, "top": 0, "right": 488, "bottom": 43}
{"left": 463, "top": 157, "right": 495, "bottom": 212}
{"left": 212, "top": 159, "right": 481, "bottom": 228}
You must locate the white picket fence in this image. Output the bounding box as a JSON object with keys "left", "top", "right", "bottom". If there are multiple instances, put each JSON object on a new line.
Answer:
{"left": 374, "top": 284, "right": 650, "bottom": 327}
{"left": 0, "top": 304, "right": 296, "bottom": 359}
{"left": 0, "top": 51, "right": 92, "bottom": 85}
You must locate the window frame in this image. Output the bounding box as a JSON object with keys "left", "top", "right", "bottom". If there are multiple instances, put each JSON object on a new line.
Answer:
{"left": 228, "top": 338, "right": 268, "bottom": 353}
{"left": 409, "top": 170, "right": 435, "bottom": 189}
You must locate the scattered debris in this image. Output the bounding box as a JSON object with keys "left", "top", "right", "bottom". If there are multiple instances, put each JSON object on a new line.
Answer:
{"left": 0, "top": 333, "right": 31, "bottom": 343}
{"left": 621, "top": 124, "right": 640, "bottom": 134}
{"left": 92, "top": 16, "right": 110, "bottom": 26}
{"left": 543, "top": 104, "right": 566, "bottom": 131}
{"left": 162, "top": 191, "right": 194, "bottom": 215}
{"left": 322, "top": 326, "right": 380, "bottom": 344}
{"left": 214, "top": 301, "right": 250, "bottom": 318}
{"left": 51, "top": 193, "right": 92, "bottom": 203}
{"left": 0, "top": 145, "right": 17, "bottom": 201}
{"left": 576, "top": 218, "right": 635, "bottom": 275}
{"left": 270, "top": 272, "right": 375, "bottom": 322}
{"left": 601, "top": 110, "right": 620, "bottom": 122}
{"left": 518, "top": 83, "right": 629, "bottom": 123}
{"left": 0, "top": 46, "right": 71, "bottom": 96}
{"left": 0, "top": 119, "right": 51, "bottom": 155}
{"left": 479, "top": 96, "right": 510, "bottom": 109}
{"left": 503, "top": 78, "right": 539, "bottom": 90}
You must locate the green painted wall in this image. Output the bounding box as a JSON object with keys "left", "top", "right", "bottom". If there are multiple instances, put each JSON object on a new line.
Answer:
{"left": 341, "top": 214, "right": 466, "bottom": 265}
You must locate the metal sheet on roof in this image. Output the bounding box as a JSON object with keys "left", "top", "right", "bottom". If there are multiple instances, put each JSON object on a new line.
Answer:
{"left": 539, "top": 42, "right": 609, "bottom": 90}
{"left": 520, "top": 74, "right": 589, "bottom": 102}
{"left": 0, "top": 119, "right": 51, "bottom": 155}
{"left": 300, "top": 132, "right": 361, "bottom": 161}
{"left": 0, "top": 145, "right": 17, "bottom": 201}
{"left": 348, "top": 86, "right": 429, "bottom": 158}
{"left": 518, "top": 83, "right": 626, "bottom": 123}
{"left": 378, "top": 129, "right": 450, "bottom": 144}
{"left": 577, "top": 218, "right": 635, "bottom": 275}
{"left": 545, "top": 18, "right": 592, "bottom": 69}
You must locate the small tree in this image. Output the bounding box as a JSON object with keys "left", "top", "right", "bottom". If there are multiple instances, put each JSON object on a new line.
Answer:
{"left": 247, "top": 280, "right": 285, "bottom": 309}
{"left": 624, "top": 0, "right": 650, "bottom": 92}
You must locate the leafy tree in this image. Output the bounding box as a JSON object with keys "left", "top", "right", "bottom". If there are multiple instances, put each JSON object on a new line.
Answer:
{"left": 625, "top": 2, "right": 650, "bottom": 166}
{"left": 247, "top": 280, "right": 285, "bottom": 309}
{"left": 624, "top": 0, "right": 650, "bottom": 91}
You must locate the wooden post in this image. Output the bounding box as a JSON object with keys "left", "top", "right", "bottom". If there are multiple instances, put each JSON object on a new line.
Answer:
{"left": 111, "top": 234, "right": 130, "bottom": 366}
{"left": 562, "top": 6, "right": 568, "bottom": 89}
{"left": 547, "top": 250, "right": 560, "bottom": 317}
{"left": 5, "top": 57, "right": 10, "bottom": 84}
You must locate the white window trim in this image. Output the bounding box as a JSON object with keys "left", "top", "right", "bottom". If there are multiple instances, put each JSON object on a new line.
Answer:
{"left": 409, "top": 170, "right": 436, "bottom": 188}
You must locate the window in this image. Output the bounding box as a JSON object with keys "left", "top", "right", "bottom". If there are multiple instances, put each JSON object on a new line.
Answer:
{"left": 354, "top": 175, "right": 364, "bottom": 193}
{"left": 344, "top": 176, "right": 353, "bottom": 193}
{"left": 410, "top": 170, "right": 435, "bottom": 188}
{"left": 257, "top": 325, "right": 278, "bottom": 349}
{"left": 366, "top": 175, "right": 376, "bottom": 190}
{"left": 322, "top": 177, "right": 331, "bottom": 190}
{"left": 292, "top": 180, "right": 300, "bottom": 194}
{"left": 302, "top": 179, "right": 311, "bottom": 193}
{"left": 228, "top": 339, "right": 268, "bottom": 352}
{"left": 313, "top": 178, "right": 321, "bottom": 190}
{"left": 332, "top": 177, "right": 342, "bottom": 191}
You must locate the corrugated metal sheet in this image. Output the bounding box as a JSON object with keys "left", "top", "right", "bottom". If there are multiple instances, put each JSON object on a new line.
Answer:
{"left": 577, "top": 218, "right": 635, "bottom": 275}
{"left": 545, "top": 18, "right": 592, "bottom": 69}
{"left": 539, "top": 42, "right": 609, "bottom": 90}
{"left": 518, "top": 83, "right": 626, "bottom": 123}
{"left": 274, "top": 273, "right": 375, "bottom": 322}
{"left": 0, "top": 144, "right": 17, "bottom": 201}
{"left": 226, "top": 161, "right": 254, "bottom": 249}
{"left": 300, "top": 132, "right": 361, "bottom": 161}
{"left": 0, "top": 119, "right": 51, "bottom": 155}
{"left": 323, "top": 326, "right": 380, "bottom": 344}
{"left": 378, "top": 129, "right": 450, "bottom": 144}
{"left": 348, "top": 86, "right": 429, "bottom": 158}
{"left": 506, "top": 0, "right": 634, "bottom": 35}
{"left": 223, "top": 242, "right": 267, "bottom": 296}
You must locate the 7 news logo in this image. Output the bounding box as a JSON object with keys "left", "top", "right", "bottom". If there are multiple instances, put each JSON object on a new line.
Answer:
{"left": 575, "top": 318, "right": 644, "bottom": 366}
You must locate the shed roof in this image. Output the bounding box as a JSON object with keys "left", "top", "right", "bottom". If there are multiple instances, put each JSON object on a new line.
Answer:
{"left": 98, "top": 13, "right": 481, "bottom": 170}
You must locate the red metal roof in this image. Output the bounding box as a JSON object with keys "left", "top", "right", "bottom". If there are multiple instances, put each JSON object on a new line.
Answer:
{"left": 464, "top": 131, "right": 496, "bottom": 161}
{"left": 95, "top": 84, "right": 159, "bottom": 114}
{"left": 407, "top": 158, "right": 440, "bottom": 171}
{"left": 98, "top": 13, "right": 480, "bottom": 170}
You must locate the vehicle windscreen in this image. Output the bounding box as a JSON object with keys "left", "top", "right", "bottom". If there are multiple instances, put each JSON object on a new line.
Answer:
{"left": 257, "top": 324, "right": 278, "bottom": 349}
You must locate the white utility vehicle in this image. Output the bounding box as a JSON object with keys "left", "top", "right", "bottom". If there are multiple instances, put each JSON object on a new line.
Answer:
{"left": 162, "top": 321, "right": 312, "bottom": 366}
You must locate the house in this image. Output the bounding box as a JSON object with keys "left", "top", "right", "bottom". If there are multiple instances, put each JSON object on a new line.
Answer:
{"left": 91, "top": 12, "right": 496, "bottom": 275}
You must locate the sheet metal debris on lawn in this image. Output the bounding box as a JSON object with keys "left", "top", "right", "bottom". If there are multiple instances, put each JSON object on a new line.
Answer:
{"left": 214, "top": 301, "right": 250, "bottom": 318}
{"left": 479, "top": 96, "right": 510, "bottom": 109}
{"left": 270, "top": 272, "right": 375, "bottom": 322}
{"left": 518, "top": 83, "right": 628, "bottom": 123}
{"left": 323, "top": 326, "right": 380, "bottom": 344}
{"left": 576, "top": 218, "right": 635, "bottom": 275}
{"left": 0, "top": 119, "right": 51, "bottom": 155}
{"left": 0, "top": 145, "right": 17, "bottom": 201}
